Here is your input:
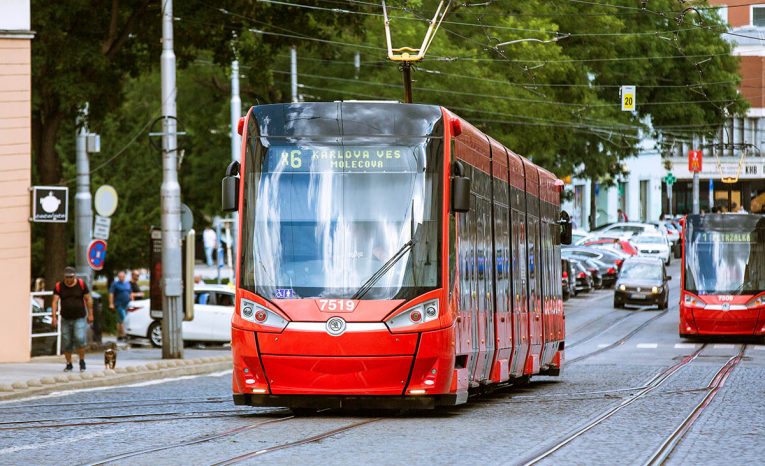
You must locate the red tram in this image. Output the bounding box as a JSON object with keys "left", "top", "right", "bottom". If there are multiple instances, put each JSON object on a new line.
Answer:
{"left": 679, "top": 213, "right": 765, "bottom": 337}
{"left": 221, "top": 102, "right": 571, "bottom": 409}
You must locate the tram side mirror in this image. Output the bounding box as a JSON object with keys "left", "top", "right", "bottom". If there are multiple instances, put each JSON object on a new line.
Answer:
{"left": 560, "top": 210, "right": 573, "bottom": 245}
{"left": 451, "top": 161, "right": 471, "bottom": 213}
{"left": 222, "top": 160, "right": 240, "bottom": 212}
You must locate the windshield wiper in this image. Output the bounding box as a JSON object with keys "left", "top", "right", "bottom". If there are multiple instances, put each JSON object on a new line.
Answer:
{"left": 351, "top": 239, "right": 415, "bottom": 300}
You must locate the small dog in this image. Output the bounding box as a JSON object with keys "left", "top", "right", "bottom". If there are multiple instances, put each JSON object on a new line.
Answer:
{"left": 104, "top": 348, "right": 117, "bottom": 369}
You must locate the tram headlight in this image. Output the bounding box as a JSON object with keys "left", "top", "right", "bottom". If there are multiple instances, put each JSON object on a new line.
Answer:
{"left": 386, "top": 299, "right": 439, "bottom": 330}
{"left": 683, "top": 294, "right": 704, "bottom": 309}
{"left": 239, "top": 298, "right": 288, "bottom": 331}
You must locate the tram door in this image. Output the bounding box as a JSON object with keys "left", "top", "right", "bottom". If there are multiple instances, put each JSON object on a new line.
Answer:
{"left": 472, "top": 169, "right": 495, "bottom": 383}
{"left": 510, "top": 199, "right": 529, "bottom": 377}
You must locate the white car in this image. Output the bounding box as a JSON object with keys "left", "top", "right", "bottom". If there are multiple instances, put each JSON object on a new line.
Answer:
{"left": 596, "top": 222, "right": 658, "bottom": 237}
{"left": 631, "top": 233, "right": 671, "bottom": 265}
{"left": 124, "top": 284, "right": 235, "bottom": 347}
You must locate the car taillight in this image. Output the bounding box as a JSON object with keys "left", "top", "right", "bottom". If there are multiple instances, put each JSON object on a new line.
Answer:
{"left": 562, "top": 271, "right": 568, "bottom": 279}
{"left": 386, "top": 299, "right": 439, "bottom": 330}
{"left": 607, "top": 267, "right": 616, "bottom": 274}
{"left": 615, "top": 259, "right": 624, "bottom": 268}
{"left": 126, "top": 306, "right": 140, "bottom": 313}
{"left": 577, "top": 272, "right": 586, "bottom": 279}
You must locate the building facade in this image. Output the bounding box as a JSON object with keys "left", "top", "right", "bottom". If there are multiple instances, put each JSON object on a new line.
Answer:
{"left": 0, "top": 0, "right": 33, "bottom": 362}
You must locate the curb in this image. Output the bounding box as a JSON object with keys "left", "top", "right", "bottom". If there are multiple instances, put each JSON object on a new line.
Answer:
{"left": 0, "top": 356, "right": 232, "bottom": 402}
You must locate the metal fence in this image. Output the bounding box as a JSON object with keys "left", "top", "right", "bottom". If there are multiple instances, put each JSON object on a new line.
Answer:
{"left": 30, "top": 291, "right": 60, "bottom": 356}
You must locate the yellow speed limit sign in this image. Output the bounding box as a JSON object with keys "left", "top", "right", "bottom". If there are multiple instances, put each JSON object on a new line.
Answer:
{"left": 621, "top": 85, "right": 636, "bottom": 111}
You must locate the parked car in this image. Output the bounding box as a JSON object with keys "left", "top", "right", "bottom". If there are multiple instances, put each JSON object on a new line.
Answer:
{"left": 581, "top": 236, "right": 639, "bottom": 256}
{"left": 613, "top": 257, "right": 670, "bottom": 309}
{"left": 562, "top": 258, "right": 572, "bottom": 301}
{"left": 125, "top": 284, "right": 235, "bottom": 347}
{"left": 632, "top": 233, "right": 671, "bottom": 265}
{"left": 570, "top": 259, "right": 594, "bottom": 293}
{"left": 584, "top": 257, "right": 618, "bottom": 289}
{"left": 30, "top": 298, "right": 57, "bottom": 357}
{"left": 563, "top": 246, "right": 629, "bottom": 272}
{"left": 594, "top": 222, "right": 659, "bottom": 238}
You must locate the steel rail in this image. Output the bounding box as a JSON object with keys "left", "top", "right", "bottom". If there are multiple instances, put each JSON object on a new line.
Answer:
{"left": 567, "top": 308, "right": 669, "bottom": 364}
{"left": 80, "top": 415, "right": 295, "bottom": 466}
{"left": 643, "top": 345, "right": 747, "bottom": 466}
{"left": 0, "top": 412, "right": 284, "bottom": 431}
{"left": 211, "top": 417, "right": 383, "bottom": 465}
{"left": 0, "top": 396, "right": 229, "bottom": 411}
{"left": 519, "top": 344, "right": 707, "bottom": 466}
{"left": 0, "top": 408, "right": 250, "bottom": 427}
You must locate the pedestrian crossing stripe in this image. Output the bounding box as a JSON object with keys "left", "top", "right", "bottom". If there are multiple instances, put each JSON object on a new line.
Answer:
{"left": 597, "top": 344, "right": 609, "bottom": 348}
{"left": 674, "top": 343, "right": 699, "bottom": 349}
{"left": 713, "top": 344, "right": 735, "bottom": 349}
{"left": 637, "top": 343, "right": 658, "bottom": 349}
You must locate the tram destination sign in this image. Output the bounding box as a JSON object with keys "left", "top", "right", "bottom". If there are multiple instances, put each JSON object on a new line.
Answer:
{"left": 268, "top": 146, "right": 416, "bottom": 173}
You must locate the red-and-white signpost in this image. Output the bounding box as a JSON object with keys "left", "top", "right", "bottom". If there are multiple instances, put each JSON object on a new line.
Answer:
{"left": 689, "top": 149, "right": 702, "bottom": 214}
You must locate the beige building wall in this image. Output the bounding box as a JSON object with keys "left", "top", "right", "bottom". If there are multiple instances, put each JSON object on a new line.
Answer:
{"left": 0, "top": 2, "right": 33, "bottom": 362}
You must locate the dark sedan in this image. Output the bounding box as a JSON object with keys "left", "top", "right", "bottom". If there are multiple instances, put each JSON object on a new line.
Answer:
{"left": 613, "top": 257, "right": 671, "bottom": 309}
{"left": 570, "top": 259, "right": 594, "bottom": 294}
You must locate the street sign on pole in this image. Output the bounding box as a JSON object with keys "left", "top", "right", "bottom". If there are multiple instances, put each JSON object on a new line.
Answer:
{"left": 93, "top": 215, "right": 111, "bottom": 240}
{"left": 621, "top": 85, "right": 636, "bottom": 111}
{"left": 688, "top": 150, "right": 702, "bottom": 173}
{"left": 663, "top": 172, "right": 676, "bottom": 185}
{"left": 94, "top": 185, "right": 119, "bottom": 217}
{"left": 87, "top": 239, "right": 107, "bottom": 271}
{"left": 31, "top": 186, "right": 68, "bottom": 223}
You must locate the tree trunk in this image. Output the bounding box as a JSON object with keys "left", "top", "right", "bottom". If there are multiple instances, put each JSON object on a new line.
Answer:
{"left": 34, "top": 110, "right": 67, "bottom": 287}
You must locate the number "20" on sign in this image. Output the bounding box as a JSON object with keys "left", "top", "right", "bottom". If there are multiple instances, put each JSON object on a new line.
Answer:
{"left": 319, "top": 299, "right": 356, "bottom": 312}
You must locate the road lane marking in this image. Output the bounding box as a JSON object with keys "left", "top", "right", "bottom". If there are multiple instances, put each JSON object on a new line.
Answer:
{"left": 674, "top": 343, "right": 699, "bottom": 349}
{"left": 0, "top": 428, "right": 125, "bottom": 454}
{"left": 597, "top": 344, "right": 609, "bottom": 348}
{"left": 637, "top": 343, "right": 658, "bottom": 349}
{"left": 753, "top": 346, "right": 765, "bottom": 350}
{"left": 713, "top": 344, "right": 735, "bottom": 349}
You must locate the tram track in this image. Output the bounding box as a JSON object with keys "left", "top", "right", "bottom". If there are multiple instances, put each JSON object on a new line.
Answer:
{"left": 0, "top": 409, "right": 284, "bottom": 432}
{"left": 80, "top": 414, "right": 295, "bottom": 466}
{"left": 567, "top": 308, "right": 670, "bottom": 365}
{"left": 518, "top": 344, "right": 708, "bottom": 466}
{"left": 643, "top": 345, "right": 748, "bottom": 466}
{"left": 211, "top": 417, "right": 383, "bottom": 465}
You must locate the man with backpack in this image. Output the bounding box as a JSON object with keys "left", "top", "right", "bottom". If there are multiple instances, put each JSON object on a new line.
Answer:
{"left": 51, "top": 266, "right": 93, "bottom": 372}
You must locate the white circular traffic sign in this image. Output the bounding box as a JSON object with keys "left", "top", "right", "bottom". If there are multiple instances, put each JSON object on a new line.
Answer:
{"left": 94, "top": 185, "right": 119, "bottom": 217}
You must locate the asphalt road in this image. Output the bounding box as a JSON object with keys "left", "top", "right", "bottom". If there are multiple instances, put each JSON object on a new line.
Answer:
{"left": 1, "top": 261, "right": 764, "bottom": 466}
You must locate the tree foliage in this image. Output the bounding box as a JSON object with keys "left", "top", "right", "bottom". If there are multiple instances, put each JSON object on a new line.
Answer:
{"left": 31, "top": 0, "right": 746, "bottom": 276}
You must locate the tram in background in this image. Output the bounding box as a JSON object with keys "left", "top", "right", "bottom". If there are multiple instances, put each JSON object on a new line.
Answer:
{"left": 679, "top": 214, "right": 765, "bottom": 337}
{"left": 222, "top": 102, "right": 571, "bottom": 410}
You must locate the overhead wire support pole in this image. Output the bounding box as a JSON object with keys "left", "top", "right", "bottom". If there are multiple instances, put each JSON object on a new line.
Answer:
{"left": 75, "top": 104, "right": 93, "bottom": 288}
{"left": 382, "top": 0, "right": 451, "bottom": 103}
{"left": 160, "top": 0, "right": 184, "bottom": 359}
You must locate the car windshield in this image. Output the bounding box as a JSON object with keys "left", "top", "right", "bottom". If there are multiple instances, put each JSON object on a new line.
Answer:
{"left": 684, "top": 214, "right": 765, "bottom": 295}
{"left": 620, "top": 262, "right": 662, "bottom": 281}
{"left": 239, "top": 108, "right": 444, "bottom": 302}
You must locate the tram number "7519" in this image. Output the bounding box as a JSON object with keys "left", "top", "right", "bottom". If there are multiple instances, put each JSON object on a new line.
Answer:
{"left": 319, "top": 299, "right": 356, "bottom": 312}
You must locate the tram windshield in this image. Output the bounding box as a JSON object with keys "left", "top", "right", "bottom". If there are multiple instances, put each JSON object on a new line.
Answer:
{"left": 240, "top": 138, "right": 443, "bottom": 300}
{"left": 684, "top": 214, "right": 765, "bottom": 295}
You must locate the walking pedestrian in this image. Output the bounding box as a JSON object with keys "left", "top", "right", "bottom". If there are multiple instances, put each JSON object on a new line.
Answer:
{"left": 51, "top": 266, "right": 93, "bottom": 372}
{"left": 109, "top": 271, "right": 132, "bottom": 342}
{"left": 203, "top": 227, "right": 217, "bottom": 267}
{"left": 129, "top": 270, "right": 144, "bottom": 299}
{"left": 617, "top": 208, "right": 628, "bottom": 222}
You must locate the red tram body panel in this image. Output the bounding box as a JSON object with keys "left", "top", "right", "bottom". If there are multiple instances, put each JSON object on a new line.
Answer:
{"left": 679, "top": 214, "right": 765, "bottom": 337}
{"left": 227, "top": 102, "right": 567, "bottom": 409}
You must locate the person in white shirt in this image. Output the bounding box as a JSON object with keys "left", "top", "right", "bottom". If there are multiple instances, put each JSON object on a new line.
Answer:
{"left": 203, "top": 227, "right": 217, "bottom": 266}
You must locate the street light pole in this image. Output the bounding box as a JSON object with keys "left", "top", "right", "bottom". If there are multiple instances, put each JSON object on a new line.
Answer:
{"left": 230, "top": 59, "right": 241, "bottom": 259}
{"left": 160, "top": 0, "right": 184, "bottom": 359}
{"left": 75, "top": 105, "right": 93, "bottom": 287}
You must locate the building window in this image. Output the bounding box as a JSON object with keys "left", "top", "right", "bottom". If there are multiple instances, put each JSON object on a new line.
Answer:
{"left": 753, "top": 6, "right": 765, "bottom": 26}
{"left": 717, "top": 6, "right": 728, "bottom": 25}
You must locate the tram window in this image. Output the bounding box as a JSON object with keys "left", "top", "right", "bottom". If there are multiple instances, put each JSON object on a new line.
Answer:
{"left": 449, "top": 217, "right": 457, "bottom": 297}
